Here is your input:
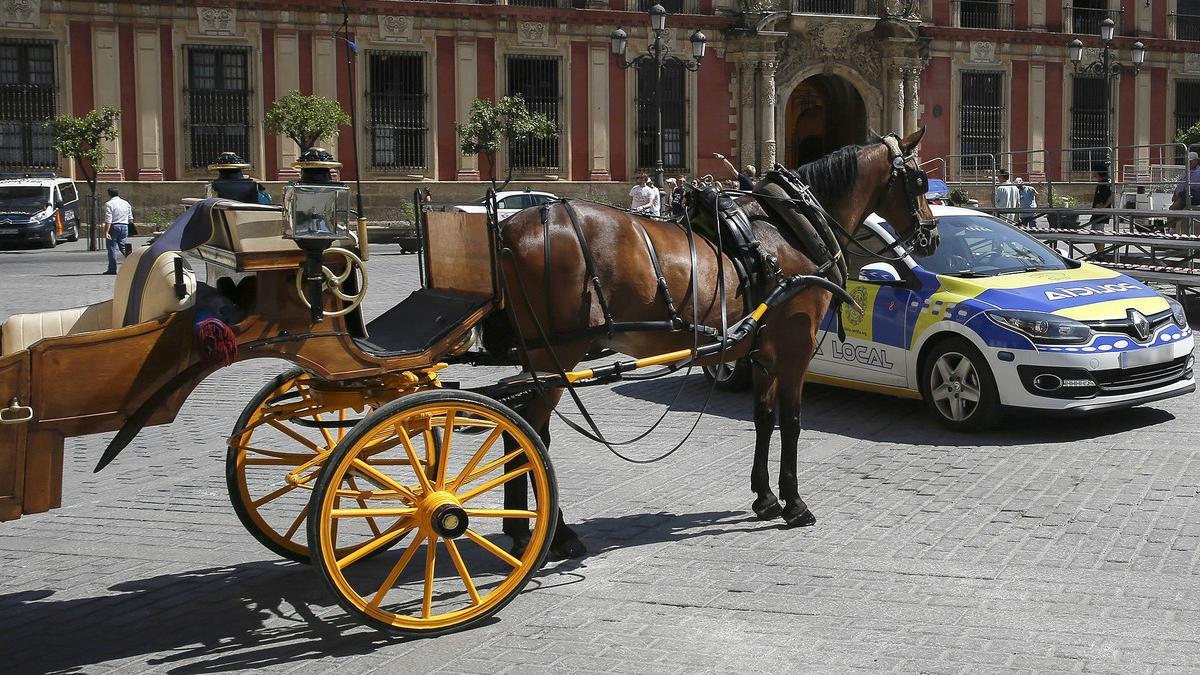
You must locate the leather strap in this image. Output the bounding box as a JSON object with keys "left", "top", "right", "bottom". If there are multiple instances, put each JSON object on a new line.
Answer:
{"left": 633, "top": 221, "right": 682, "bottom": 327}
{"left": 560, "top": 199, "right": 615, "bottom": 338}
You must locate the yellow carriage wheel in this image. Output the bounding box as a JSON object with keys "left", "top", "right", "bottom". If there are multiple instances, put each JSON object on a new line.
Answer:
{"left": 227, "top": 368, "right": 404, "bottom": 563}
{"left": 308, "top": 389, "right": 557, "bottom": 635}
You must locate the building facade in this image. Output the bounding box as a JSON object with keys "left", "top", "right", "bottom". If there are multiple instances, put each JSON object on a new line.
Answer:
{"left": 0, "top": 0, "right": 1197, "bottom": 185}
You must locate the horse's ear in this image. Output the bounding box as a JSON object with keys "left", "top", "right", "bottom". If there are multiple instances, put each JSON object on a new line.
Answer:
{"left": 868, "top": 129, "right": 883, "bottom": 143}
{"left": 901, "top": 126, "right": 927, "bottom": 152}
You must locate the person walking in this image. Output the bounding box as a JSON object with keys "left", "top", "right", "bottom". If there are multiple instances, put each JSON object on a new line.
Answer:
{"left": 629, "top": 174, "right": 656, "bottom": 214}
{"left": 993, "top": 170, "right": 1020, "bottom": 222}
{"left": 1169, "top": 151, "right": 1200, "bottom": 231}
{"left": 1015, "top": 177, "right": 1038, "bottom": 226}
{"left": 1088, "top": 164, "right": 1113, "bottom": 231}
{"left": 102, "top": 187, "right": 132, "bottom": 275}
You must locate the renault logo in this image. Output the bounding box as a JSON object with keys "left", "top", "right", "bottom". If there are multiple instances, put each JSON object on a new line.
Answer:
{"left": 1128, "top": 309, "right": 1151, "bottom": 341}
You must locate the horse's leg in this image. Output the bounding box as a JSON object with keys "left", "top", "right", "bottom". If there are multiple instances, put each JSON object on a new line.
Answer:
{"left": 503, "top": 341, "right": 590, "bottom": 560}
{"left": 777, "top": 375, "right": 816, "bottom": 528}
{"left": 750, "top": 365, "right": 783, "bottom": 520}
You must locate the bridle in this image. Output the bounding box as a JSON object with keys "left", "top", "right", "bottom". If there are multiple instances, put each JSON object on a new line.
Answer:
{"left": 881, "top": 134, "right": 939, "bottom": 255}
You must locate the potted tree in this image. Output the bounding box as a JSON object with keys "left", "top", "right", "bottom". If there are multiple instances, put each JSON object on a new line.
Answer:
{"left": 1049, "top": 194, "right": 1079, "bottom": 228}
{"left": 264, "top": 92, "right": 351, "bottom": 154}
{"left": 47, "top": 106, "right": 121, "bottom": 250}
{"left": 456, "top": 94, "right": 558, "bottom": 193}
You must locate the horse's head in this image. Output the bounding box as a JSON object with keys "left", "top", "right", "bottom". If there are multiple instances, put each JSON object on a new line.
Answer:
{"left": 869, "top": 127, "right": 939, "bottom": 257}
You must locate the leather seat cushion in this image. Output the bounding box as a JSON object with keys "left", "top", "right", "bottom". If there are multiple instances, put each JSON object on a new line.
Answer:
{"left": 112, "top": 247, "right": 197, "bottom": 326}
{"left": 1, "top": 301, "right": 113, "bottom": 356}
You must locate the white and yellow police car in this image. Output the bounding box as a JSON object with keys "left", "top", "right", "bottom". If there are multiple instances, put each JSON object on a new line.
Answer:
{"left": 707, "top": 205, "right": 1195, "bottom": 431}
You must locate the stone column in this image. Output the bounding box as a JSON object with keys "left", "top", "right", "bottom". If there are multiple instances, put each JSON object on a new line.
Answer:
{"left": 276, "top": 33, "right": 301, "bottom": 175}
{"left": 903, "top": 66, "right": 920, "bottom": 136}
{"left": 135, "top": 29, "right": 164, "bottom": 180}
{"left": 455, "top": 39, "right": 479, "bottom": 179}
{"left": 891, "top": 65, "right": 906, "bottom": 135}
{"left": 1029, "top": 63, "right": 1047, "bottom": 175}
{"left": 759, "top": 60, "right": 776, "bottom": 172}
{"left": 588, "top": 44, "right": 610, "bottom": 180}
{"left": 739, "top": 61, "right": 756, "bottom": 168}
{"left": 94, "top": 28, "right": 122, "bottom": 179}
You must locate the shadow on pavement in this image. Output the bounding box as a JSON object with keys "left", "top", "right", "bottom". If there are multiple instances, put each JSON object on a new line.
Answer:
{"left": 613, "top": 373, "right": 1177, "bottom": 447}
{"left": 0, "top": 561, "right": 396, "bottom": 674}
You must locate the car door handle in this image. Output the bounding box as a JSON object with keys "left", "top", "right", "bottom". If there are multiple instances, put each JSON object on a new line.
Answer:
{"left": 0, "top": 397, "right": 33, "bottom": 425}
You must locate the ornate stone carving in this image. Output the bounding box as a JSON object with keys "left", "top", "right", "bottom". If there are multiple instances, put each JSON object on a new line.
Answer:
{"left": 969, "top": 41, "right": 996, "bottom": 63}
{"left": 1186, "top": 53, "right": 1200, "bottom": 74}
{"left": 905, "top": 68, "right": 921, "bottom": 111}
{"left": 896, "top": 76, "right": 906, "bottom": 110}
{"left": 517, "top": 21, "right": 548, "bottom": 46}
{"left": 197, "top": 7, "right": 235, "bottom": 35}
{"left": 741, "top": 0, "right": 781, "bottom": 12}
{"left": 776, "top": 21, "right": 882, "bottom": 83}
{"left": 1, "top": 0, "right": 41, "bottom": 27}
{"left": 762, "top": 61, "right": 777, "bottom": 106}
{"left": 379, "top": 15, "right": 414, "bottom": 42}
{"left": 762, "top": 140, "right": 777, "bottom": 172}
{"left": 739, "top": 63, "right": 757, "bottom": 106}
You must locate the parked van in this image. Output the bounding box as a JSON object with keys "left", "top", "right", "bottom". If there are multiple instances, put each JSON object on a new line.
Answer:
{"left": 0, "top": 173, "right": 82, "bottom": 248}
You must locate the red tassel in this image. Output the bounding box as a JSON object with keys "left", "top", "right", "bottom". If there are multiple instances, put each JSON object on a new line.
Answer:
{"left": 194, "top": 317, "right": 238, "bottom": 368}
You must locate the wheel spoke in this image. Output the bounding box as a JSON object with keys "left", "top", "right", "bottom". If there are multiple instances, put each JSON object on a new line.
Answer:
{"left": 436, "top": 411, "right": 455, "bottom": 490}
{"left": 464, "top": 508, "right": 538, "bottom": 518}
{"left": 237, "top": 447, "right": 314, "bottom": 462}
{"left": 444, "top": 538, "right": 481, "bottom": 606}
{"left": 337, "top": 522, "right": 414, "bottom": 570}
{"left": 950, "top": 396, "right": 963, "bottom": 420}
{"left": 464, "top": 529, "right": 522, "bottom": 568}
{"left": 931, "top": 383, "right": 952, "bottom": 402}
{"left": 252, "top": 482, "right": 298, "bottom": 508}
{"left": 337, "top": 408, "right": 347, "bottom": 443}
{"left": 397, "top": 426, "right": 435, "bottom": 495}
{"left": 314, "top": 412, "right": 336, "bottom": 450}
{"left": 370, "top": 533, "right": 426, "bottom": 607}
{"left": 458, "top": 466, "right": 532, "bottom": 505}
{"left": 448, "top": 427, "right": 504, "bottom": 493}
{"left": 953, "top": 358, "right": 973, "bottom": 380}
{"left": 329, "top": 507, "right": 417, "bottom": 518}
{"left": 266, "top": 418, "right": 325, "bottom": 454}
{"left": 283, "top": 503, "right": 309, "bottom": 540}
{"left": 454, "top": 449, "right": 523, "bottom": 492}
{"left": 349, "top": 459, "right": 419, "bottom": 503}
{"left": 347, "top": 477, "right": 382, "bottom": 537}
{"left": 960, "top": 384, "right": 981, "bottom": 403}
{"left": 422, "top": 536, "right": 438, "bottom": 619}
{"left": 934, "top": 357, "right": 952, "bottom": 383}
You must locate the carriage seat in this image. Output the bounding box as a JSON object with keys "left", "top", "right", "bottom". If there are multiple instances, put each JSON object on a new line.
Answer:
{"left": 0, "top": 247, "right": 197, "bottom": 356}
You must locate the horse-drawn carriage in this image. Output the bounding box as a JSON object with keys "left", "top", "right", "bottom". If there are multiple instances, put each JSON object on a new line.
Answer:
{"left": 0, "top": 130, "right": 938, "bottom": 635}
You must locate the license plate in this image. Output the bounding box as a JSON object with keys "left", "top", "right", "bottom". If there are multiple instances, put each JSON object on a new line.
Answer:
{"left": 1121, "top": 346, "right": 1172, "bottom": 369}
{"left": 0, "top": 228, "right": 17, "bottom": 235}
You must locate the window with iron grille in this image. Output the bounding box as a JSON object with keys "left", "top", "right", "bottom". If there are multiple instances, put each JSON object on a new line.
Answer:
{"left": 958, "top": 71, "right": 1004, "bottom": 174}
{"left": 639, "top": 0, "right": 687, "bottom": 12}
{"left": 506, "top": 56, "right": 560, "bottom": 171}
{"left": 185, "top": 46, "right": 252, "bottom": 169}
{"left": 1070, "top": 75, "right": 1108, "bottom": 172}
{"left": 636, "top": 61, "right": 687, "bottom": 170}
{"left": 0, "top": 40, "right": 57, "bottom": 169}
{"left": 1179, "top": 0, "right": 1200, "bottom": 40}
{"left": 1071, "top": 0, "right": 1110, "bottom": 34}
{"left": 367, "top": 51, "right": 426, "bottom": 170}
{"left": 1176, "top": 80, "right": 1200, "bottom": 138}
{"left": 794, "top": 0, "right": 866, "bottom": 14}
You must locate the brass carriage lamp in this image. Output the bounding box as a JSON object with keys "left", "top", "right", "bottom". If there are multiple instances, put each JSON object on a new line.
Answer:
{"left": 284, "top": 148, "right": 352, "bottom": 321}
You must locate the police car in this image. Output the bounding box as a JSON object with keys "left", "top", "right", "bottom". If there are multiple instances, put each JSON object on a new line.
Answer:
{"left": 0, "top": 173, "right": 82, "bottom": 248}
{"left": 707, "top": 205, "right": 1195, "bottom": 431}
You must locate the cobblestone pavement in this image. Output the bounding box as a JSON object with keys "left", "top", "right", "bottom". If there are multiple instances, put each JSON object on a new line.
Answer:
{"left": 3, "top": 242, "right": 1200, "bottom": 673}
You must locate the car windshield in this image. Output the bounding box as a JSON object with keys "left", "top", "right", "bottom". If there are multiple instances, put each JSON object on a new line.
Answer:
{"left": 884, "top": 214, "right": 1068, "bottom": 277}
{"left": 0, "top": 186, "right": 51, "bottom": 214}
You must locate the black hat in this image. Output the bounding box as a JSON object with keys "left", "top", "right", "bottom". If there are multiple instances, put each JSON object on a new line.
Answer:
{"left": 208, "top": 151, "right": 250, "bottom": 171}
{"left": 294, "top": 147, "right": 341, "bottom": 170}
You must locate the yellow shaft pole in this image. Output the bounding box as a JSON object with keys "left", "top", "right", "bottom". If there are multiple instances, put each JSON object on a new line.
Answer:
{"left": 357, "top": 216, "right": 370, "bottom": 262}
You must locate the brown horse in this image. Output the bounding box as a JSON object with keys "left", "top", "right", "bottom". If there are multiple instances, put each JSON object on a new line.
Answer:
{"left": 498, "top": 129, "right": 938, "bottom": 558}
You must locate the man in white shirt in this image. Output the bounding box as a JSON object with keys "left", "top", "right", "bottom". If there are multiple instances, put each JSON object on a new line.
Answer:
{"left": 993, "top": 170, "right": 1020, "bottom": 222}
{"left": 629, "top": 174, "right": 656, "bottom": 214}
{"left": 102, "top": 187, "right": 133, "bottom": 275}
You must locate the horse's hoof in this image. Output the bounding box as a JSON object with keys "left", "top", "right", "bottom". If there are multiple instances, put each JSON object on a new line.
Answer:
{"left": 548, "top": 535, "right": 587, "bottom": 561}
{"left": 783, "top": 504, "right": 816, "bottom": 528}
{"left": 752, "top": 495, "right": 783, "bottom": 520}
{"left": 509, "top": 531, "right": 531, "bottom": 558}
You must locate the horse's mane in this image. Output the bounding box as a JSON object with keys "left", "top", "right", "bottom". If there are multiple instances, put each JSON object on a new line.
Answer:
{"left": 792, "top": 144, "right": 863, "bottom": 204}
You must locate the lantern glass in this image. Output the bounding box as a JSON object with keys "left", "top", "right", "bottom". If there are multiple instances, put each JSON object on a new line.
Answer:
{"left": 1100, "top": 17, "right": 1115, "bottom": 42}
{"left": 1068, "top": 39, "right": 1084, "bottom": 63}
{"left": 649, "top": 4, "right": 667, "bottom": 31}
{"left": 284, "top": 183, "right": 351, "bottom": 241}
{"left": 1132, "top": 41, "right": 1146, "bottom": 65}
{"left": 610, "top": 28, "right": 627, "bottom": 56}
{"left": 690, "top": 30, "right": 707, "bottom": 60}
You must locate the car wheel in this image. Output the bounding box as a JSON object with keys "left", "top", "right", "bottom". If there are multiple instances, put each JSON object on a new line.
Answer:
{"left": 42, "top": 228, "right": 57, "bottom": 249}
{"left": 66, "top": 225, "right": 79, "bottom": 242}
{"left": 702, "top": 358, "right": 752, "bottom": 391}
{"left": 920, "top": 337, "right": 1002, "bottom": 432}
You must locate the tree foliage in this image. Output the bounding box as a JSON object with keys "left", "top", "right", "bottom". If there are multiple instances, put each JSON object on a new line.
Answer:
{"left": 1177, "top": 121, "right": 1200, "bottom": 151}
{"left": 264, "top": 92, "right": 352, "bottom": 151}
{"left": 456, "top": 95, "right": 557, "bottom": 191}
{"left": 47, "top": 106, "right": 121, "bottom": 194}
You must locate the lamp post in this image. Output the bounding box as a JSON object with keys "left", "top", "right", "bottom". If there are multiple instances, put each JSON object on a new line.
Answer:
{"left": 610, "top": 5, "right": 707, "bottom": 189}
{"left": 1068, "top": 18, "right": 1146, "bottom": 158}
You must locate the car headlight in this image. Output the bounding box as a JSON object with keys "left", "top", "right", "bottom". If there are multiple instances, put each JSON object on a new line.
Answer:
{"left": 1167, "top": 297, "right": 1188, "bottom": 328}
{"left": 986, "top": 310, "right": 1092, "bottom": 344}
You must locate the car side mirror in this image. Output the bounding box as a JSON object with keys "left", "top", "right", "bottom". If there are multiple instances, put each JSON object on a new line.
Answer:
{"left": 859, "top": 262, "right": 903, "bottom": 284}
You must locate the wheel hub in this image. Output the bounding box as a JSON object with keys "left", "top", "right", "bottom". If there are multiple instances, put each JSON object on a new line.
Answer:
{"left": 420, "top": 491, "right": 469, "bottom": 539}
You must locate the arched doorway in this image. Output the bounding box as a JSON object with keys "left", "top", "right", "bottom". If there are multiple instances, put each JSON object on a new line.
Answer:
{"left": 784, "top": 74, "right": 867, "bottom": 167}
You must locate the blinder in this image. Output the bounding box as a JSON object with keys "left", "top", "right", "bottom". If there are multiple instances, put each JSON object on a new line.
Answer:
{"left": 883, "top": 134, "right": 939, "bottom": 257}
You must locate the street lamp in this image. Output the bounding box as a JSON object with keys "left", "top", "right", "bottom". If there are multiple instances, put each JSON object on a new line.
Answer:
{"left": 1068, "top": 17, "right": 1147, "bottom": 157}
{"left": 610, "top": 4, "right": 707, "bottom": 189}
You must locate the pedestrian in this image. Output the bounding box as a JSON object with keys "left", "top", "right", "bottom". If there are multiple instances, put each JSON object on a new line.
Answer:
{"left": 101, "top": 187, "right": 132, "bottom": 275}
{"left": 1015, "top": 177, "right": 1038, "bottom": 226}
{"left": 713, "top": 152, "right": 756, "bottom": 190}
{"left": 1088, "top": 163, "right": 1113, "bottom": 231}
{"left": 629, "top": 174, "right": 656, "bottom": 214}
{"left": 256, "top": 182, "right": 272, "bottom": 205}
{"left": 993, "top": 170, "right": 1019, "bottom": 222}
{"left": 669, "top": 176, "right": 687, "bottom": 217}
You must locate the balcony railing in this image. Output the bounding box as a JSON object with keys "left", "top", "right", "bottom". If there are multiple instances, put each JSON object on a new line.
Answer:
{"left": 791, "top": 0, "right": 878, "bottom": 16}
{"left": 952, "top": 0, "right": 1014, "bottom": 29}
{"left": 1171, "top": 13, "right": 1200, "bottom": 41}
{"left": 1064, "top": 5, "right": 1123, "bottom": 35}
